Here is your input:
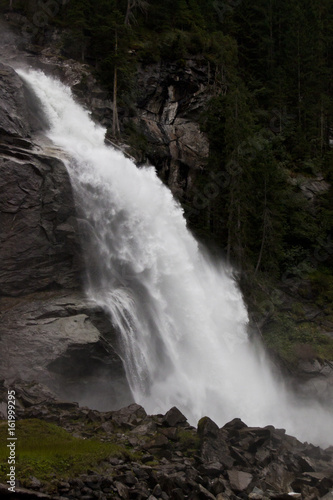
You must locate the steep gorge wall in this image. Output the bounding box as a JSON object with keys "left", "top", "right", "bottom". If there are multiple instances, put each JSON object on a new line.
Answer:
{"left": 0, "top": 61, "right": 133, "bottom": 410}
{"left": 0, "top": 63, "right": 81, "bottom": 295}
{"left": 126, "top": 59, "right": 211, "bottom": 198}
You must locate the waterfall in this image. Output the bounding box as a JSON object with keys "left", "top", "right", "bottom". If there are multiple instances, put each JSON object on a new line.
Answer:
{"left": 18, "top": 68, "right": 333, "bottom": 447}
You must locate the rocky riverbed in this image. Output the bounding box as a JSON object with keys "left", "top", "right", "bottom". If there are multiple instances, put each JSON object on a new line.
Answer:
{"left": 0, "top": 380, "right": 333, "bottom": 500}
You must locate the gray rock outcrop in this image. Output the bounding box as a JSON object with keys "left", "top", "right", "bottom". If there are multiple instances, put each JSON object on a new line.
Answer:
{"left": 0, "top": 61, "right": 82, "bottom": 296}
{"left": 0, "top": 151, "right": 82, "bottom": 295}
{"left": 0, "top": 62, "right": 30, "bottom": 137}
{"left": 131, "top": 59, "right": 210, "bottom": 197}
{"left": 0, "top": 292, "right": 133, "bottom": 409}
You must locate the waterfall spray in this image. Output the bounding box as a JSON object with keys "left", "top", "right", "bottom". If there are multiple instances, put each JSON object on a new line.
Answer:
{"left": 18, "top": 68, "right": 333, "bottom": 447}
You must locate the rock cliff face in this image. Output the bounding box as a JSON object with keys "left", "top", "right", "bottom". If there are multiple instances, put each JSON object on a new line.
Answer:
{"left": 0, "top": 15, "right": 211, "bottom": 199}
{"left": 129, "top": 59, "right": 210, "bottom": 198}
{"left": 31, "top": 56, "right": 211, "bottom": 199}
{"left": 0, "top": 63, "right": 81, "bottom": 295}
{"left": 0, "top": 61, "right": 133, "bottom": 409}
{"left": 0, "top": 149, "right": 81, "bottom": 295}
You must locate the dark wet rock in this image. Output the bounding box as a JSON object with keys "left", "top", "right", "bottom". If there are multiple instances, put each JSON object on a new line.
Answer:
{"left": 0, "top": 152, "right": 82, "bottom": 296}
{"left": 143, "top": 434, "right": 170, "bottom": 451}
{"left": 130, "top": 420, "right": 157, "bottom": 436}
{"left": 0, "top": 62, "right": 31, "bottom": 137}
{"left": 196, "top": 484, "right": 216, "bottom": 499}
{"left": 198, "top": 461, "right": 223, "bottom": 478}
{"left": 160, "top": 427, "right": 179, "bottom": 441}
{"left": 297, "top": 455, "right": 316, "bottom": 472}
{"left": 111, "top": 404, "right": 147, "bottom": 427}
{"left": 223, "top": 418, "right": 248, "bottom": 433}
{"left": 197, "top": 416, "right": 220, "bottom": 439}
{"left": 0, "top": 61, "right": 85, "bottom": 298}
{"left": 198, "top": 417, "right": 233, "bottom": 468}
{"left": 115, "top": 481, "right": 129, "bottom": 499}
{"left": 229, "top": 446, "right": 251, "bottom": 467}
{"left": 163, "top": 406, "right": 187, "bottom": 427}
{"left": 321, "top": 491, "right": 333, "bottom": 499}
{"left": 129, "top": 60, "right": 211, "bottom": 197}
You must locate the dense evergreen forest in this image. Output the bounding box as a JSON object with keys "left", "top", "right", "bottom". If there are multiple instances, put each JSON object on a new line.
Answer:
{"left": 1, "top": 0, "right": 333, "bottom": 364}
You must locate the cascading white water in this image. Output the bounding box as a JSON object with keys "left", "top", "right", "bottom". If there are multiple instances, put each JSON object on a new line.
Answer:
{"left": 19, "top": 69, "right": 333, "bottom": 447}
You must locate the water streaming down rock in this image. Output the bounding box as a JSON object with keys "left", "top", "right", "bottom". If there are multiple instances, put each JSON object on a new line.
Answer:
{"left": 18, "top": 69, "right": 333, "bottom": 447}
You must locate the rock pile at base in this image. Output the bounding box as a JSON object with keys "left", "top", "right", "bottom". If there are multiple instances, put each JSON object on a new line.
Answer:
{"left": 0, "top": 381, "right": 332, "bottom": 500}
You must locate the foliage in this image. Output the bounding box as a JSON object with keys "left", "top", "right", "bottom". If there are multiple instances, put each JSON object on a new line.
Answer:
{"left": 176, "top": 429, "right": 200, "bottom": 455}
{"left": 264, "top": 314, "right": 333, "bottom": 363}
{"left": 308, "top": 269, "right": 333, "bottom": 308}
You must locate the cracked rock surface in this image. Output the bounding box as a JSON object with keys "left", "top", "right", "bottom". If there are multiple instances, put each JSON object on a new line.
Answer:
{"left": 0, "top": 291, "right": 133, "bottom": 410}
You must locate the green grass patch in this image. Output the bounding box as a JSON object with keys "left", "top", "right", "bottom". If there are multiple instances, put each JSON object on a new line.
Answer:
{"left": 177, "top": 430, "right": 200, "bottom": 455}
{"left": 0, "top": 419, "right": 127, "bottom": 485}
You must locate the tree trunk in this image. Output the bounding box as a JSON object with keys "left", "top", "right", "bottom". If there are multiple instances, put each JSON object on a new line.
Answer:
{"left": 112, "top": 31, "right": 121, "bottom": 137}
{"left": 125, "top": 0, "right": 132, "bottom": 25}
{"left": 320, "top": 99, "right": 324, "bottom": 153}
{"left": 112, "top": 66, "right": 120, "bottom": 137}
{"left": 226, "top": 189, "right": 234, "bottom": 265}
{"left": 236, "top": 202, "right": 242, "bottom": 270}
{"left": 268, "top": 0, "right": 274, "bottom": 73}
{"left": 297, "top": 28, "right": 301, "bottom": 125}
{"left": 255, "top": 176, "right": 268, "bottom": 274}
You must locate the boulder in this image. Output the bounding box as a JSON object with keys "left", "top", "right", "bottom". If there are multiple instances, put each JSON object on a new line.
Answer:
{"left": 227, "top": 470, "right": 253, "bottom": 492}
{"left": 115, "top": 481, "right": 129, "bottom": 499}
{"left": 198, "top": 417, "right": 234, "bottom": 468}
{"left": 0, "top": 291, "right": 133, "bottom": 411}
{"left": 197, "top": 416, "right": 220, "bottom": 438}
{"left": 198, "top": 462, "right": 223, "bottom": 478}
{"left": 163, "top": 406, "right": 187, "bottom": 427}
{"left": 111, "top": 403, "right": 147, "bottom": 427}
